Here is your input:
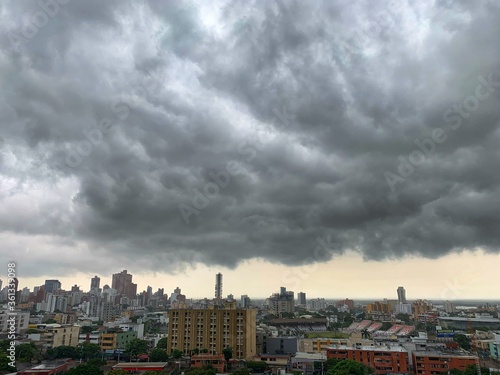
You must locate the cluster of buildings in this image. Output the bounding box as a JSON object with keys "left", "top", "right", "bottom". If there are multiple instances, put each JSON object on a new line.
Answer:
{"left": 2, "top": 276, "right": 500, "bottom": 374}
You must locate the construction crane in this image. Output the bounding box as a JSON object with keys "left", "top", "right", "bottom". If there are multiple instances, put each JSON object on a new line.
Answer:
{"left": 466, "top": 319, "right": 482, "bottom": 375}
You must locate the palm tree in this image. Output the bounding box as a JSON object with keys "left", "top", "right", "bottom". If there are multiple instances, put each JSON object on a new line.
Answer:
{"left": 361, "top": 329, "right": 371, "bottom": 339}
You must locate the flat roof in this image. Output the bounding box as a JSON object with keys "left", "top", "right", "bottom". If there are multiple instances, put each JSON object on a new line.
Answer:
{"left": 413, "top": 350, "right": 476, "bottom": 358}
{"left": 327, "top": 345, "right": 407, "bottom": 352}
{"left": 439, "top": 317, "right": 500, "bottom": 323}
{"left": 112, "top": 362, "right": 168, "bottom": 369}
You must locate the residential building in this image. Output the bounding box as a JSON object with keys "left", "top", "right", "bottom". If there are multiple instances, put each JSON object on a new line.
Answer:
{"left": 41, "top": 325, "right": 80, "bottom": 349}
{"left": 100, "top": 329, "right": 138, "bottom": 351}
{"left": 0, "top": 309, "right": 30, "bottom": 333}
{"left": 266, "top": 337, "right": 298, "bottom": 355}
{"left": 191, "top": 354, "right": 226, "bottom": 373}
{"left": 167, "top": 308, "right": 256, "bottom": 359}
{"left": 241, "top": 295, "right": 251, "bottom": 308}
{"left": 397, "top": 286, "right": 407, "bottom": 303}
{"left": 268, "top": 287, "right": 295, "bottom": 315}
{"left": 292, "top": 352, "right": 326, "bottom": 375}
{"left": 336, "top": 299, "right": 354, "bottom": 311}
{"left": 78, "top": 332, "right": 100, "bottom": 345}
{"left": 17, "top": 359, "right": 72, "bottom": 375}
{"left": 297, "top": 292, "right": 307, "bottom": 306}
{"left": 444, "top": 301, "right": 456, "bottom": 313}
{"left": 326, "top": 345, "right": 410, "bottom": 375}
{"left": 215, "top": 273, "right": 223, "bottom": 300}
{"left": 413, "top": 300, "right": 432, "bottom": 320}
{"left": 412, "top": 348, "right": 477, "bottom": 374}
{"left": 111, "top": 270, "right": 137, "bottom": 299}
{"left": 44, "top": 280, "right": 61, "bottom": 294}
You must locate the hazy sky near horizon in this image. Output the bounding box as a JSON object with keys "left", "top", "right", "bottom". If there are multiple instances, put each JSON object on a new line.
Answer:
{"left": 1, "top": 1, "right": 500, "bottom": 298}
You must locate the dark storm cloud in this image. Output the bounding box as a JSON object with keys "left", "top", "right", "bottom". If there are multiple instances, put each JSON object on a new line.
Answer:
{"left": 1, "top": 0, "right": 500, "bottom": 277}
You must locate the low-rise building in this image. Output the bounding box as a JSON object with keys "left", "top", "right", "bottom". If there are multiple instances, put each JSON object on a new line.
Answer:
{"left": 17, "top": 359, "right": 72, "bottom": 375}
{"left": 326, "top": 345, "right": 410, "bottom": 375}
{"left": 100, "top": 329, "right": 137, "bottom": 351}
{"left": 412, "top": 348, "right": 477, "bottom": 374}
{"left": 191, "top": 354, "right": 226, "bottom": 373}
{"left": 0, "top": 309, "right": 30, "bottom": 333}
{"left": 39, "top": 325, "right": 80, "bottom": 349}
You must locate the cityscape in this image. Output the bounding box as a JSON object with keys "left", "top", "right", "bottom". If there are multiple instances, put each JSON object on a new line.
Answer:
{"left": 0, "top": 271, "right": 499, "bottom": 374}
{"left": 2, "top": 0, "right": 500, "bottom": 375}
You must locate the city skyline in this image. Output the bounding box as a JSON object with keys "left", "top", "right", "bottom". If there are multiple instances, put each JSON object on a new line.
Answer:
{"left": 7, "top": 248, "right": 500, "bottom": 300}
{"left": 2, "top": 1, "right": 500, "bottom": 298}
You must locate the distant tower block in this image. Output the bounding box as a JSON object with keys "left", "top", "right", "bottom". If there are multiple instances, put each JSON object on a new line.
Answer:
{"left": 397, "top": 286, "right": 407, "bottom": 303}
{"left": 215, "top": 273, "right": 223, "bottom": 299}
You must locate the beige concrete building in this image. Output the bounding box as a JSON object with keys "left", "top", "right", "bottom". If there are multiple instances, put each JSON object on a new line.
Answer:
{"left": 41, "top": 325, "right": 80, "bottom": 349}
{"left": 167, "top": 308, "right": 256, "bottom": 359}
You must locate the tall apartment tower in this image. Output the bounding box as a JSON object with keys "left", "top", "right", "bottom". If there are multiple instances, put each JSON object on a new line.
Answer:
{"left": 44, "top": 280, "right": 61, "bottom": 294}
{"left": 215, "top": 273, "right": 223, "bottom": 299}
{"left": 112, "top": 270, "right": 137, "bottom": 299}
{"left": 297, "top": 292, "right": 307, "bottom": 306}
{"left": 167, "top": 308, "right": 256, "bottom": 359}
{"left": 397, "top": 286, "right": 406, "bottom": 303}
{"left": 90, "top": 276, "right": 100, "bottom": 292}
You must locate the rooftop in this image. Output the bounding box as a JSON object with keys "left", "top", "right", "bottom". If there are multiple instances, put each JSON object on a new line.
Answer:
{"left": 327, "top": 345, "right": 407, "bottom": 352}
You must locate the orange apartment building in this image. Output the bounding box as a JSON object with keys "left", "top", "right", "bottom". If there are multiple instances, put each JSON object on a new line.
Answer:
{"left": 412, "top": 349, "right": 477, "bottom": 375}
{"left": 326, "top": 345, "right": 410, "bottom": 375}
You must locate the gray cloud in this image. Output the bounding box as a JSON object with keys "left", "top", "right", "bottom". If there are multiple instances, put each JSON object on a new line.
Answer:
{"left": 1, "top": 0, "right": 500, "bottom": 278}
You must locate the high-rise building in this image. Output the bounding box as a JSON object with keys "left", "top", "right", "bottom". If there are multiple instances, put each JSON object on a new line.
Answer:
{"left": 268, "top": 287, "right": 295, "bottom": 315}
{"left": 215, "top": 273, "right": 223, "bottom": 299}
{"left": 167, "top": 308, "right": 256, "bottom": 359}
{"left": 90, "top": 276, "right": 100, "bottom": 292}
{"left": 44, "top": 280, "right": 61, "bottom": 294}
{"left": 241, "top": 295, "right": 251, "bottom": 308}
{"left": 297, "top": 292, "right": 307, "bottom": 306}
{"left": 397, "top": 286, "right": 406, "bottom": 303}
{"left": 444, "top": 300, "right": 455, "bottom": 313}
{"left": 111, "top": 270, "right": 137, "bottom": 299}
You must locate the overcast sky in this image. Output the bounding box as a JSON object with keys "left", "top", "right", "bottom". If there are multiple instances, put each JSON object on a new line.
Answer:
{"left": 1, "top": 0, "right": 500, "bottom": 299}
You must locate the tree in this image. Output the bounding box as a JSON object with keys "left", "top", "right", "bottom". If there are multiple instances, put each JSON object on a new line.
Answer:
{"left": 381, "top": 322, "right": 392, "bottom": 331}
{"left": 77, "top": 342, "right": 101, "bottom": 361}
{"left": 66, "top": 363, "right": 103, "bottom": 375}
{"left": 454, "top": 334, "right": 471, "bottom": 350}
{"left": 0, "top": 353, "right": 16, "bottom": 373}
{"left": 80, "top": 326, "right": 94, "bottom": 334}
{"left": 223, "top": 347, "right": 233, "bottom": 362}
{"left": 150, "top": 348, "right": 169, "bottom": 362}
{"left": 185, "top": 364, "right": 217, "bottom": 375}
{"left": 15, "top": 342, "right": 39, "bottom": 362}
{"left": 246, "top": 361, "right": 268, "bottom": 372}
{"left": 171, "top": 349, "right": 183, "bottom": 359}
{"left": 125, "top": 339, "right": 149, "bottom": 359}
{"left": 156, "top": 337, "right": 168, "bottom": 349}
{"left": 223, "top": 347, "right": 233, "bottom": 371}
{"left": 107, "top": 370, "right": 129, "bottom": 375}
{"left": 361, "top": 329, "right": 371, "bottom": 339}
{"left": 232, "top": 369, "right": 251, "bottom": 375}
{"left": 327, "top": 359, "right": 373, "bottom": 375}
{"left": 396, "top": 313, "right": 411, "bottom": 324}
